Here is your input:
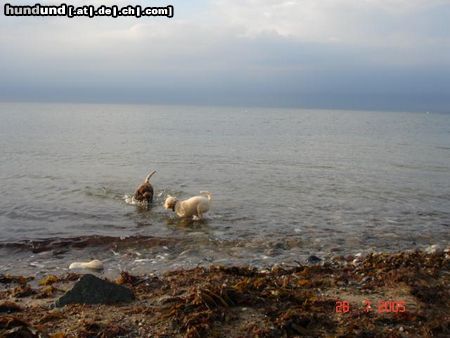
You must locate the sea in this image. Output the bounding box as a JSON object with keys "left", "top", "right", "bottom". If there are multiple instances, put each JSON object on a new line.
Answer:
{"left": 0, "top": 102, "right": 449, "bottom": 277}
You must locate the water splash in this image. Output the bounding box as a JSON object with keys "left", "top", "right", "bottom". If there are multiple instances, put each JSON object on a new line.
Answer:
{"left": 124, "top": 194, "right": 147, "bottom": 207}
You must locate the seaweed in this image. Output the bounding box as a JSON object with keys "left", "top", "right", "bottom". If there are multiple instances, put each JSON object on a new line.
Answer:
{"left": 78, "top": 320, "right": 129, "bottom": 338}
{"left": 0, "top": 274, "right": 33, "bottom": 285}
{"left": 0, "top": 250, "right": 447, "bottom": 337}
{"left": 38, "top": 275, "right": 59, "bottom": 286}
{"left": 12, "top": 285, "right": 36, "bottom": 298}
{"left": 0, "top": 301, "right": 23, "bottom": 314}
{"left": 0, "top": 316, "right": 40, "bottom": 338}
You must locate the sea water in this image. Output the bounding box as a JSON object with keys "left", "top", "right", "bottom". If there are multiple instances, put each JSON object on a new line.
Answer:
{"left": 0, "top": 102, "right": 448, "bottom": 276}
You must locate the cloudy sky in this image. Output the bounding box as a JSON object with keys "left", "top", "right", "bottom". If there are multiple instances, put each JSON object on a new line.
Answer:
{"left": 1, "top": 0, "right": 449, "bottom": 112}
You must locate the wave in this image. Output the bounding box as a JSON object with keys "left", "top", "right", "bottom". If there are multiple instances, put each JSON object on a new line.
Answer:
{"left": 0, "top": 235, "right": 179, "bottom": 253}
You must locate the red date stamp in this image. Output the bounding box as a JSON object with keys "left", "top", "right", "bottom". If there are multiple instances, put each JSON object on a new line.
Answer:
{"left": 336, "top": 300, "right": 406, "bottom": 313}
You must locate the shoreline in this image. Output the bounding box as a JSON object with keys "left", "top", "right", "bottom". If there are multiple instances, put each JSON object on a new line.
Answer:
{"left": 1, "top": 249, "right": 449, "bottom": 337}
{"left": 1, "top": 234, "right": 448, "bottom": 280}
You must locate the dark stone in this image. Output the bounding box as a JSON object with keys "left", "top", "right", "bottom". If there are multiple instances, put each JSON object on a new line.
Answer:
{"left": 55, "top": 274, "right": 135, "bottom": 307}
{"left": 307, "top": 255, "right": 322, "bottom": 264}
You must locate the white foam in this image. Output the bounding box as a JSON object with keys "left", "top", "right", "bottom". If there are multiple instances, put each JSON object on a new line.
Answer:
{"left": 124, "top": 194, "right": 147, "bottom": 206}
{"left": 134, "top": 258, "right": 152, "bottom": 263}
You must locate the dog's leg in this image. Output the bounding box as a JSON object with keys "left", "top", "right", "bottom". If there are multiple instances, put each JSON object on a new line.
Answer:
{"left": 196, "top": 205, "right": 203, "bottom": 220}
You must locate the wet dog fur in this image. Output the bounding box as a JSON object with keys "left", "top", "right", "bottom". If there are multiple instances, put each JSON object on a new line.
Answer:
{"left": 164, "top": 191, "right": 212, "bottom": 219}
{"left": 133, "top": 170, "right": 156, "bottom": 204}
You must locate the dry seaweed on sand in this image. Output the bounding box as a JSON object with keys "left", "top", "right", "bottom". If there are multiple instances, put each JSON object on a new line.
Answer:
{"left": 11, "top": 285, "right": 36, "bottom": 298}
{"left": 0, "top": 250, "right": 448, "bottom": 337}
{"left": 0, "top": 301, "right": 23, "bottom": 314}
{"left": 0, "top": 315, "right": 40, "bottom": 338}
{"left": 38, "top": 275, "right": 59, "bottom": 286}
{"left": 0, "top": 274, "right": 33, "bottom": 286}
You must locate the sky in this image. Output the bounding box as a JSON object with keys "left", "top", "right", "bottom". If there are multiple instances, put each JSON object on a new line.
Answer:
{"left": 1, "top": 0, "right": 449, "bottom": 112}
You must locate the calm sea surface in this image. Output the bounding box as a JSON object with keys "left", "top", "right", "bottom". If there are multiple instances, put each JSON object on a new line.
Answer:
{"left": 0, "top": 102, "right": 449, "bottom": 276}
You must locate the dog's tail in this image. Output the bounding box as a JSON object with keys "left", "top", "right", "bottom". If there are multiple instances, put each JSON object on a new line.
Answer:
{"left": 145, "top": 170, "right": 157, "bottom": 183}
{"left": 200, "top": 191, "right": 212, "bottom": 201}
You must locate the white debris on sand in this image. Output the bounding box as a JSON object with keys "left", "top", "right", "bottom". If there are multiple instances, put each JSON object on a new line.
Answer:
{"left": 69, "top": 259, "right": 104, "bottom": 271}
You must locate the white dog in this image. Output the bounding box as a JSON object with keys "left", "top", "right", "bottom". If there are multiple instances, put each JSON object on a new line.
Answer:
{"left": 164, "top": 191, "right": 212, "bottom": 219}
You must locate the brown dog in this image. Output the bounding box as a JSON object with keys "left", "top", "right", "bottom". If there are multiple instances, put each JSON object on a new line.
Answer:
{"left": 133, "top": 170, "right": 156, "bottom": 204}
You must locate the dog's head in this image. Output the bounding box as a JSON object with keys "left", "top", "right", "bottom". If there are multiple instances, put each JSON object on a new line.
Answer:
{"left": 164, "top": 195, "right": 178, "bottom": 210}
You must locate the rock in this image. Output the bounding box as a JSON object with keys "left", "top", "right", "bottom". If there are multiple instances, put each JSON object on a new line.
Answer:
{"left": 69, "top": 259, "right": 104, "bottom": 271}
{"left": 307, "top": 255, "right": 322, "bottom": 264}
{"left": 345, "top": 255, "right": 355, "bottom": 262}
{"left": 425, "top": 244, "right": 441, "bottom": 254}
{"left": 360, "top": 276, "right": 372, "bottom": 284}
{"left": 352, "top": 258, "right": 362, "bottom": 266}
{"left": 273, "top": 242, "right": 288, "bottom": 250}
{"left": 271, "top": 264, "right": 283, "bottom": 273}
{"left": 265, "top": 248, "right": 282, "bottom": 256}
{"left": 55, "top": 274, "right": 134, "bottom": 307}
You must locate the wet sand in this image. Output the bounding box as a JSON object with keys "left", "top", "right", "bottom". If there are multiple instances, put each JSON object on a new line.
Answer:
{"left": 0, "top": 249, "right": 449, "bottom": 337}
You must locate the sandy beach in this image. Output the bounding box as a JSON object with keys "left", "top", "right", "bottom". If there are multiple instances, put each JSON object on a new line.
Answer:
{"left": 0, "top": 249, "right": 448, "bottom": 337}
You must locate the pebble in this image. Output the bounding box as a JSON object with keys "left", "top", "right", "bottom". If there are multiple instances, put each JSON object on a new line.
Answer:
{"left": 134, "top": 259, "right": 152, "bottom": 263}
{"left": 271, "top": 264, "right": 281, "bottom": 273}
{"left": 178, "top": 249, "right": 192, "bottom": 257}
{"left": 29, "top": 262, "right": 45, "bottom": 269}
{"left": 69, "top": 259, "right": 104, "bottom": 271}
{"left": 425, "top": 244, "right": 441, "bottom": 254}
{"left": 266, "top": 248, "right": 280, "bottom": 256}
{"left": 361, "top": 276, "right": 372, "bottom": 284}
{"left": 274, "top": 242, "right": 288, "bottom": 250}
{"left": 307, "top": 255, "right": 322, "bottom": 265}
{"left": 352, "top": 258, "right": 362, "bottom": 266}
{"left": 444, "top": 248, "right": 450, "bottom": 260}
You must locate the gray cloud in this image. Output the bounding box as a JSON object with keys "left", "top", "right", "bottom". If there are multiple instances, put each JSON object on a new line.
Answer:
{"left": 0, "top": 0, "right": 449, "bottom": 112}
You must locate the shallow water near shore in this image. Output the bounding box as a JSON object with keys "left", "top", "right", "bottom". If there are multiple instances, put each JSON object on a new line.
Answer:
{"left": 0, "top": 102, "right": 449, "bottom": 276}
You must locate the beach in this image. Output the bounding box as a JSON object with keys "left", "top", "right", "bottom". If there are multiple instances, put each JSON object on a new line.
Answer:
{"left": 1, "top": 249, "right": 448, "bottom": 337}
{"left": 3, "top": 1, "right": 450, "bottom": 336}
